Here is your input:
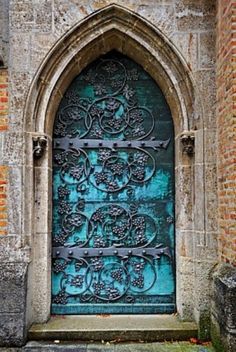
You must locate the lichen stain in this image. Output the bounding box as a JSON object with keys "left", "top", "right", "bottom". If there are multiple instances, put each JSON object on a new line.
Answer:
{"left": 181, "top": 238, "right": 186, "bottom": 256}
{"left": 92, "top": 0, "right": 110, "bottom": 10}
{"left": 79, "top": 6, "right": 88, "bottom": 15}
{"left": 187, "top": 32, "right": 193, "bottom": 71}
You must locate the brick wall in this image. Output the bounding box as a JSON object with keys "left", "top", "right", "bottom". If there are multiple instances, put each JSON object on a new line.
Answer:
{"left": 0, "top": 69, "right": 8, "bottom": 131}
{"left": 216, "top": 1, "right": 236, "bottom": 266}
{"left": 0, "top": 68, "right": 8, "bottom": 236}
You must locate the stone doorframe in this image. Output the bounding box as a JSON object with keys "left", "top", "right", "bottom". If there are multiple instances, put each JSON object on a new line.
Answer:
{"left": 23, "top": 4, "right": 216, "bottom": 336}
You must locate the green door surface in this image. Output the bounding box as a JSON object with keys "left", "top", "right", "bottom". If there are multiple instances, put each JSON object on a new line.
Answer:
{"left": 52, "top": 52, "right": 175, "bottom": 314}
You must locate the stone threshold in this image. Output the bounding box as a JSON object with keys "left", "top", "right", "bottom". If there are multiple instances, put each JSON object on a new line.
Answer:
{"left": 21, "top": 341, "right": 215, "bottom": 352}
{"left": 29, "top": 315, "right": 198, "bottom": 342}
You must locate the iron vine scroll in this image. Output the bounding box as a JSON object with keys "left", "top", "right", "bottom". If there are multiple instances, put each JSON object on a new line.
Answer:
{"left": 52, "top": 53, "right": 175, "bottom": 312}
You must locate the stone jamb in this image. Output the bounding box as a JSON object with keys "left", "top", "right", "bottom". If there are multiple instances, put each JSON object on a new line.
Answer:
{"left": 22, "top": 4, "right": 214, "bottom": 336}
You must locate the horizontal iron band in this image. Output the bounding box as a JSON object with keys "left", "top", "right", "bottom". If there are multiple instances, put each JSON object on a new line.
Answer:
{"left": 53, "top": 138, "right": 170, "bottom": 151}
{"left": 52, "top": 245, "right": 171, "bottom": 259}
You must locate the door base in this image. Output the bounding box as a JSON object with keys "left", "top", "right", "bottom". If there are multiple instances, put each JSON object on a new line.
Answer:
{"left": 29, "top": 315, "right": 197, "bottom": 342}
{"left": 23, "top": 341, "right": 215, "bottom": 352}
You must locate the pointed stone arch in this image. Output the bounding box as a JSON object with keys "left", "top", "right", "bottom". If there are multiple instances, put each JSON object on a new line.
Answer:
{"left": 24, "top": 4, "right": 205, "bottom": 326}
{"left": 24, "top": 4, "right": 200, "bottom": 137}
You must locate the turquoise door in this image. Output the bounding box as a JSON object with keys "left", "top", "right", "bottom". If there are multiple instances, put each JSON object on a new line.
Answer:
{"left": 52, "top": 52, "right": 175, "bottom": 314}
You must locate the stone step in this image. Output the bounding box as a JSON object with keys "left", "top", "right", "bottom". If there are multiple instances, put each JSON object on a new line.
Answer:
{"left": 29, "top": 315, "right": 198, "bottom": 342}
{"left": 22, "top": 341, "right": 215, "bottom": 352}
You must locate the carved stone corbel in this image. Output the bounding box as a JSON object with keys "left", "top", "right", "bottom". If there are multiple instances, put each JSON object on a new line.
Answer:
{"left": 0, "top": 55, "right": 4, "bottom": 67}
{"left": 33, "top": 135, "right": 47, "bottom": 159}
{"left": 180, "top": 131, "right": 195, "bottom": 155}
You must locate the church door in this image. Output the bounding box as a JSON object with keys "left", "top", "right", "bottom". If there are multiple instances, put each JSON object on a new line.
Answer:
{"left": 52, "top": 52, "right": 175, "bottom": 314}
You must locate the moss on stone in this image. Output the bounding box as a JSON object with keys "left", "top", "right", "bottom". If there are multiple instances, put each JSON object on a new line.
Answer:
{"left": 210, "top": 321, "right": 225, "bottom": 352}
{"left": 198, "top": 312, "right": 211, "bottom": 341}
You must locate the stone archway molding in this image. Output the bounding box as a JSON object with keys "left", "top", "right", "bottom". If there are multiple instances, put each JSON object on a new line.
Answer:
{"left": 24, "top": 4, "right": 202, "bottom": 324}
{"left": 24, "top": 3, "right": 200, "bottom": 137}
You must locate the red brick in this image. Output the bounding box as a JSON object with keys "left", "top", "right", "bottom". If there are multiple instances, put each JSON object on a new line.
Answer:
{"left": 217, "top": 0, "right": 236, "bottom": 266}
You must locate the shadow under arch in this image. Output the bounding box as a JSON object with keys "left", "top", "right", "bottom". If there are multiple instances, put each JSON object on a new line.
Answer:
{"left": 24, "top": 3, "right": 199, "bottom": 138}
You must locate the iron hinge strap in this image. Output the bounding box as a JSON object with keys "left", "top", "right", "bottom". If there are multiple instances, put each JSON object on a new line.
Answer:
{"left": 53, "top": 138, "right": 170, "bottom": 151}
{"left": 52, "top": 245, "right": 171, "bottom": 259}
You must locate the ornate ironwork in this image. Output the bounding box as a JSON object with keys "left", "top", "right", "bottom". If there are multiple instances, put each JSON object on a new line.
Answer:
{"left": 54, "top": 58, "right": 157, "bottom": 141}
{"left": 53, "top": 143, "right": 171, "bottom": 194}
{"left": 52, "top": 203, "right": 171, "bottom": 304}
{"left": 54, "top": 137, "right": 170, "bottom": 150}
{"left": 52, "top": 53, "right": 175, "bottom": 313}
{"left": 53, "top": 245, "right": 171, "bottom": 260}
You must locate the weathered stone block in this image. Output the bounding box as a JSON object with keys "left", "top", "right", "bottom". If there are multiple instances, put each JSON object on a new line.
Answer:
{"left": 1, "top": 132, "right": 24, "bottom": 166}
{"left": 204, "top": 129, "right": 217, "bottom": 164}
{"left": 0, "top": 262, "right": 27, "bottom": 305}
{"left": 10, "top": 1, "right": 34, "bottom": 31}
{"left": 193, "top": 164, "right": 205, "bottom": 232}
{"left": 34, "top": 166, "right": 52, "bottom": 235}
{"left": 8, "top": 166, "right": 22, "bottom": 235}
{"left": 175, "top": 0, "right": 216, "bottom": 31}
{"left": 0, "top": 0, "right": 9, "bottom": 65}
{"left": 91, "top": 0, "right": 138, "bottom": 12}
{"left": 31, "top": 233, "right": 51, "bottom": 323}
{"left": 195, "top": 70, "right": 216, "bottom": 129}
{"left": 176, "top": 229, "right": 194, "bottom": 258}
{"left": 194, "top": 232, "right": 218, "bottom": 261}
{"left": 205, "top": 163, "right": 218, "bottom": 232}
{"left": 30, "top": 34, "right": 56, "bottom": 73}
{"left": 175, "top": 165, "right": 194, "bottom": 230}
{"left": 194, "top": 260, "right": 217, "bottom": 310}
{"left": 34, "top": 0, "right": 52, "bottom": 32}
{"left": 193, "top": 260, "right": 218, "bottom": 340}
{"left": 213, "top": 265, "right": 236, "bottom": 329}
{"left": 199, "top": 31, "right": 216, "bottom": 69}
{"left": 137, "top": 4, "right": 176, "bottom": 37}
{"left": 211, "top": 264, "right": 236, "bottom": 352}
{"left": 0, "top": 263, "right": 28, "bottom": 347}
{"left": 22, "top": 167, "right": 33, "bottom": 238}
{"left": 8, "top": 71, "right": 31, "bottom": 130}
{"left": 0, "top": 263, "right": 26, "bottom": 313}
{"left": 171, "top": 32, "right": 198, "bottom": 72}
{"left": 53, "top": 1, "right": 89, "bottom": 37}
{"left": 0, "top": 313, "right": 26, "bottom": 347}
{"left": 9, "top": 33, "right": 30, "bottom": 72}
{"left": 176, "top": 256, "right": 194, "bottom": 319}
{"left": 0, "top": 236, "right": 26, "bottom": 262}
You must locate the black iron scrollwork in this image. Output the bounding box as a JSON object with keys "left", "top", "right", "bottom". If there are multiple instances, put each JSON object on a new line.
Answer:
{"left": 53, "top": 143, "right": 170, "bottom": 194}
{"left": 52, "top": 54, "right": 174, "bottom": 310}
{"left": 54, "top": 59, "right": 156, "bottom": 140}
{"left": 52, "top": 202, "right": 172, "bottom": 304}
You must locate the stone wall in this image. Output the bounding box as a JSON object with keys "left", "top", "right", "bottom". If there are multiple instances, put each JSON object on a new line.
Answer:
{"left": 211, "top": 264, "right": 236, "bottom": 352}
{"left": 0, "top": 68, "right": 8, "bottom": 238}
{"left": 0, "top": 0, "right": 9, "bottom": 67}
{"left": 216, "top": 0, "right": 236, "bottom": 267}
{"left": 0, "top": 0, "right": 224, "bottom": 348}
{"left": 210, "top": 2, "right": 236, "bottom": 351}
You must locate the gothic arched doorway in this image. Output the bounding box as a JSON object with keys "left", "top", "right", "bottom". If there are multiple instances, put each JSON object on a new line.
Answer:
{"left": 51, "top": 52, "right": 175, "bottom": 314}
